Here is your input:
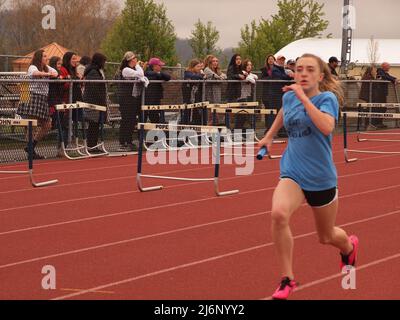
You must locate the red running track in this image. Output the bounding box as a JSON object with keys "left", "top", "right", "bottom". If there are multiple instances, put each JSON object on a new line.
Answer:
{"left": 0, "top": 134, "right": 399, "bottom": 300}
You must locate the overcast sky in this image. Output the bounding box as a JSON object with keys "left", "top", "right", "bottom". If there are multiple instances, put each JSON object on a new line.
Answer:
{"left": 144, "top": 0, "right": 400, "bottom": 48}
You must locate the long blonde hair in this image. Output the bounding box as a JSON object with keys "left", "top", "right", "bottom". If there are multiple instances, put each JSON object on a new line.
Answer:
{"left": 300, "top": 53, "right": 344, "bottom": 106}
{"left": 204, "top": 55, "right": 221, "bottom": 75}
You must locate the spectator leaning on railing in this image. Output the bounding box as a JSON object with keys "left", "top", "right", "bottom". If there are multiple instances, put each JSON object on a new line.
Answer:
{"left": 115, "top": 51, "right": 149, "bottom": 152}
{"left": 226, "top": 54, "right": 245, "bottom": 103}
{"left": 235, "top": 59, "right": 258, "bottom": 133}
{"left": 61, "top": 52, "right": 83, "bottom": 103}
{"left": 144, "top": 57, "right": 171, "bottom": 124}
{"left": 182, "top": 59, "right": 204, "bottom": 125}
{"left": 16, "top": 49, "right": 58, "bottom": 159}
{"left": 76, "top": 56, "right": 91, "bottom": 80}
{"left": 203, "top": 55, "right": 227, "bottom": 125}
{"left": 375, "top": 62, "right": 399, "bottom": 128}
{"left": 83, "top": 52, "right": 108, "bottom": 153}
{"left": 271, "top": 55, "right": 294, "bottom": 137}
{"left": 359, "top": 65, "right": 383, "bottom": 129}
{"left": 203, "top": 55, "right": 227, "bottom": 104}
{"left": 59, "top": 51, "right": 84, "bottom": 149}
{"left": 260, "top": 54, "right": 276, "bottom": 130}
{"left": 48, "top": 56, "right": 67, "bottom": 153}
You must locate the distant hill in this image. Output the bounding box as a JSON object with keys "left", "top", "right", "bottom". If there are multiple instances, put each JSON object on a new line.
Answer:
{"left": 175, "top": 38, "right": 193, "bottom": 66}
{"left": 175, "top": 38, "right": 235, "bottom": 68}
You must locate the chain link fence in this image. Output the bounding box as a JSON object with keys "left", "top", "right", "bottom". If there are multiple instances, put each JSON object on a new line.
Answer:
{"left": 1, "top": 75, "right": 399, "bottom": 163}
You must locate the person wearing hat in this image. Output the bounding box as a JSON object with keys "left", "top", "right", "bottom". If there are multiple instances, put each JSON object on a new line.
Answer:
{"left": 271, "top": 55, "right": 294, "bottom": 137}
{"left": 144, "top": 57, "right": 171, "bottom": 123}
{"left": 328, "top": 57, "right": 340, "bottom": 78}
{"left": 285, "top": 59, "right": 296, "bottom": 74}
{"left": 115, "top": 51, "right": 148, "bottom": 152}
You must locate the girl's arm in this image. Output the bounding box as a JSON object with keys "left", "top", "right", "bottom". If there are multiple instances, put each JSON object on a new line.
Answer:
{"left": 283, "top": 84, "right": 335, "bottom": 136}
{"left": 47, "top": 65, "right": 59, "bottom": 78}
{"left": 122, "top": 65, "right": 144, "bottom": 78}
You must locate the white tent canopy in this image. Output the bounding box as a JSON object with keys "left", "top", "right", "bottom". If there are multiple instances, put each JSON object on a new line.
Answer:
{"left": 275, "top": 38, "right": 400, "bottom": 66}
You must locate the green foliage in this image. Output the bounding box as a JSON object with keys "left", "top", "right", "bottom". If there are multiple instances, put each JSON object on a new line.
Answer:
{"left": 189, "top": 20, "right": 221, "bottom": 60}
{"left": 237, "top": 0, "right": 329, "bottom": 68}
{"left": 101, "top": 0, "right": 177, "bottom": 65}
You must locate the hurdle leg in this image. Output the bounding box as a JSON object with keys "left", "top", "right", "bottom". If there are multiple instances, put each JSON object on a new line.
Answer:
{"left": 97, "top": 113, "right": 109, "bottom": 154}
{"left": 136, "top": 124, "right": 163, "bottom": 192}
{"left": 213, "top": 129, "right": 239, "bottom": 196}
{"left": 26, "top": 121, "right": 58, "bottom": 187}
{"left": 74, "top": 116, "right": 87, "bottom": 156}
{"left": 343, "top": 113, "right": 358, "bottom": 163}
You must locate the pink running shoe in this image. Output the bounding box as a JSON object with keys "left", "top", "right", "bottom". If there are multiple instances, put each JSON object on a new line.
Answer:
{"left": 340, "top": 235, "right": 359, "bottom": 270}
{"left": 272, "top": 277, "right": 298, "bottom": 300}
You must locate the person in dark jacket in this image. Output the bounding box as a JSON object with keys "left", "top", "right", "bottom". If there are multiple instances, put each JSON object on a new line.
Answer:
{"left": 270, "top": 55, "right": 294, "bottom": 108}
{"left": 226, "top": 54, "right": 245, "bottom": 103}
{"left": 83, "top": 52, "right": 107, "bottom": 151}
{"left": 182, "top": 59, "right": 204, "bottom": 124}
{"left": 359, "top": 66, "right": 383, "bottom": 128}
{"left": 48, "top": 56, "right": 64, "bottom": 120}
{"left": 375, "top": 62, "right": 398, "bottom": 128}
{"left": 260, "top": 54, "right": 276, "bottom": 129}
{"left": 144, "top": 57, "right": 171, "bottom": 123}
{"left": 271, "top": 55, "right": 294, "bottom": 137}
{"left": 48, "top": 56, "right": 68, "bottom": 151}
{"left": 328, "top": 56, "right": 340, "bottom": 79}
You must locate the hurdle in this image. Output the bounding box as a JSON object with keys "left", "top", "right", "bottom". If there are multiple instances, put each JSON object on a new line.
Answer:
{"left": 207, "top": 103, "right": 285, "bottom": 145}
{"left": 342, "top": 111, "right": 400, "bottom": 163}
{"left": 141, "top": 101, "right": 209, "bottom": 125}
{"left": 55, "top": 101, "right": 108, "bottom": 160}
{"left": 355, "top": 103, "right": 400, "bottom": 142}
{"left": 0, "top": 118, "right": 58, "bottom": 187}
{"left": 136, "top": 122, "right": 239, "bottom": 197}
{"left": 141, "top": 102, "right": 210, "bottom": 150}
{"left": 208, "top": 107, "right": 283, "bottom": 159}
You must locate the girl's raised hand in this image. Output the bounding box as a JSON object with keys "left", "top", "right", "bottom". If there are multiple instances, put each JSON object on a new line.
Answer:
{"left": 282, "top": 84, "right": 307, "bottom": 100}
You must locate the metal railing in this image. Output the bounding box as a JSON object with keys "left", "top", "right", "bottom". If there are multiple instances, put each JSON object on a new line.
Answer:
{"left": 0, "top": 77, "right": 399, "bottom": 163}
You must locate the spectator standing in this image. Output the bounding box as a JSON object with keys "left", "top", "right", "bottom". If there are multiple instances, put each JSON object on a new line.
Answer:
{"left": 235, "top": 59, "right": 258, "bottom": 131}
{"left": 48, "top": 56, "right": 64, "bottom": 119}
{"left": 60, "top": 52, "right": 83, "bottom": 103}
{"left": 16, "top": 50, "right": 58, "bottom": 159}
{"left": 83, "top": 52, "right": 108, "bottom": 152}
{"left": 203, "top": 55, "right": 227, "bottom": 124}
{"left": 285, "top": 59, "right": 296, "bottom": 76}
{"left": 260, "top": 54, "right": 276, "bottom": 129}
{"left": 76, "top": 56, "right": 91, "bottom": 79}
{"left": 376, "top": 62, "right": 399, "bottom": 128}
{"left": 328, "top": 56, "right": 340, "bottom": 79}
{"left": 115, "top": 51, "right": 149, "bottom": 151}
{"left": 226, "top": 54, "right": 245, "bottom": 103}
{"left": 182, "top": 59, "right": 204, "bottom": 124}
{"left": 271, "top": 55, "right": 294, "bottom": 137}
{"left": 144, "top": 57, "right": 171, "bottom": 123}
{"left": 359, "top": 66, "right": 382, "bottom": 129}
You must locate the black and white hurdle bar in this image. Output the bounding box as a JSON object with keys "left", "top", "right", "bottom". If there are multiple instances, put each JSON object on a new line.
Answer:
{"left": 342, "top": 111, "right": 400, "bottom": 163}
{"left": 208, "top": 107, "right": 283, "bottom": 159}
{"left": 355, "top": 103, "right": 400, "bottom": 142}
{"left": 141, "top": 102, "right": 210, "bottom": 126}
{"left": 0, "top": 118, "right": 58, "bottom": 187}
{"left": 55, "top": 102, "right": 108, "bottom": 160}
{"left": 136, "top": 123, "right": 239, "bottom": 197}
{"left": 208, "top": 105, "right": 285, "bottom": 144}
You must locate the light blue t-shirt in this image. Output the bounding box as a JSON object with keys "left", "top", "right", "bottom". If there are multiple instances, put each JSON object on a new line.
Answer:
{"left": 280, "top": 91, "right": 339, "bottom": 191}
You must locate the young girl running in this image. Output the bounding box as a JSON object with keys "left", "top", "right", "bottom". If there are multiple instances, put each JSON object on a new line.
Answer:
{"left": 258, "top": 53, "right": 359, "bottom": 300}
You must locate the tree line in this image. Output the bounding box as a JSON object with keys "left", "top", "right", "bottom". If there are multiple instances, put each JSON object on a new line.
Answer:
{"left": 0, "top": 0, "right": 329, "bottom": 69}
